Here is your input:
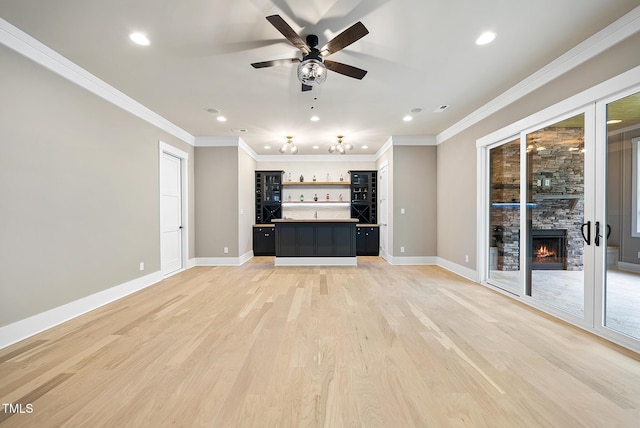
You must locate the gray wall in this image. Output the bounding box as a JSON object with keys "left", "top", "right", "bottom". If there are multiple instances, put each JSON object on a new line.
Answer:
{"left": 393, "top": 146, "right": 437, "bottom": 257}
{"left": 194, "top": 146, "right": 239, "bottom": 257}
{"left": 609, "top": 129, "right": 640, "bottom": 264}
{"left": 0, "top": 45, "right": 194, "bottom": 328}
{"left": 437, "top": 31, "right": 640, "bottom": 269}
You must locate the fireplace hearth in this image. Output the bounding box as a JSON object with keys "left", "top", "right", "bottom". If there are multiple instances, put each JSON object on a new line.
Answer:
{"left": 531, "top": 229, "right": 567, "bottom": 270}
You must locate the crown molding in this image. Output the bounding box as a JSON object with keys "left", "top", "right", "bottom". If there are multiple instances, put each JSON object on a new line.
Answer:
{"left": 254, "top": 154, "right": 377, "bottom": 163}
{"left": 194, "top": 136, "right": 240, "bottom": 147}
{"left": 437, "top": 5, "right": 640, "bottom": 145}
{"left": 392, "top": 135, "right": 437, "bottom": 146}
{"left": 0, "top": 17, "right": 195, "bottom": 146}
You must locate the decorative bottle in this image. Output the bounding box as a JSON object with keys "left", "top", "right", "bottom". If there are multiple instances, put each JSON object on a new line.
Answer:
{"left": 300, "top": 194, "right": 304, "bottom": 201}
{"left": 300, "top": 174, "right": 304, "bottom": 182}
{"left": 326, "top": 193, "right": 330, "bottom": 200}
{"left": 340, "top": 174, "right": 343, "bottom": 182}
{"left": 314, "top": 194, "right": 318, "bottom": 201}
{"left": 313, "top": 175, "right": 317, "bottom": 182}
{"left": 326, "top": 173, "right": 330, "bottom": 182}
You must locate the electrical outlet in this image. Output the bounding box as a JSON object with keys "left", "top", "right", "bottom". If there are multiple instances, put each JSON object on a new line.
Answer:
{"left": 223, "top": 247, "right": 229, "bottom": 254}
{"left": 637, "top": 251, "right": 640, "bottom": 259}
{"left": 401, "top": 208, "right": 405, "bottom": 214}
{"left": 139, "top": 262, "right": 144, "bottom": 271}
{"left": 465, "top": 255, "right": 469, "bottom": 263}
{"left": 400, "top": 246, "right": 405, "bottom": 253}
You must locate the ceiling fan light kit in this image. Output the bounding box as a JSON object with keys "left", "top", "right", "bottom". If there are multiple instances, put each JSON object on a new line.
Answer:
{"left": 297, "top": 59, "right": 327, "bottom": 86}
{"left": 251, "top": 15, "right": 369, "bottom": 91}
{"left": 252, "top": 14, "right": 369, "bottom": 154}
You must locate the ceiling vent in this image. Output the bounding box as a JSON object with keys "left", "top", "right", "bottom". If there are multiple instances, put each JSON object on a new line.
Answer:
{"left": 434, "top": 105, "right": 450, "bottom": 113}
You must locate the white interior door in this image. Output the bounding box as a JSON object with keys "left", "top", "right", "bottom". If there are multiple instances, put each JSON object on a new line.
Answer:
{"left": 160, "top": 151, "right": 183, "bottom": 275}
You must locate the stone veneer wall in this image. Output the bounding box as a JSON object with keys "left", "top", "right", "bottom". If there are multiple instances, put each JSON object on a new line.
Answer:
{"left": 490, "top": 141, "right": 521, "bottom": 271}
{"left": 490, "top": 127, "right": 585, "bottom": 271}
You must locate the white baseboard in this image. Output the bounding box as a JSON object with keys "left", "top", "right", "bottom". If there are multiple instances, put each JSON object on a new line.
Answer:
{"left": 239, "top": 251, "right": 253, "bottom": 265}
{"left": 386, "top": 255, "right": 437, "bottom": 266}
{"left": 187, "top": 258, "right": 197, "bottom": 269}
{"left": 617, "top": 262, "right": 640, "bottom": 273}
{"left": 195, "top": 254, "right": 252, "bottom": 266}
{"left": 436, "top": 257, "right": 479, "bottom": 282}
{"left": 275, "top": 257, "right": 357, "bottom": 266}
{"left": 0, "top": 271, "right": 163, "bottom": 350}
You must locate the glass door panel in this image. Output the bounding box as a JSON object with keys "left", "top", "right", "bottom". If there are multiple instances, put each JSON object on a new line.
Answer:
{"left": 604, "top": 92, "right": 640, "bottom": 340}
{"left": 526, "top": 114, "right": 586, "bottom": 317}
{"left": 488, "top": 138, "right": 521, "bottom": 293}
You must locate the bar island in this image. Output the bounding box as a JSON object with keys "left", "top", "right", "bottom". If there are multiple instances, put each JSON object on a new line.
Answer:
{"left": 271, "top": 219, "right": 359, "bottom": 266}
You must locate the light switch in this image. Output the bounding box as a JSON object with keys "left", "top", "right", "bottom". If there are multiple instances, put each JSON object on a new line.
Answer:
{"left": 401, "top": 208, "right": 405, "bottom": 214}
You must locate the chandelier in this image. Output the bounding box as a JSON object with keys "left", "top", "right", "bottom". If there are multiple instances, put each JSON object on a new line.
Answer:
{"left": 328, "top": 135, "right": 352, "bottom": 154}
{"left": 279, "top": 136, "right": 298, "bottom": 154}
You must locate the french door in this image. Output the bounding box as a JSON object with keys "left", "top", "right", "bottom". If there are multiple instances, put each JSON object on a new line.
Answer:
{"left": 484, "top": 86, "right": 640, "bottom": 352}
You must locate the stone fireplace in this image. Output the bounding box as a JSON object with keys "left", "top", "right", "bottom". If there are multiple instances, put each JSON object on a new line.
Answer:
{"left": 531, "top": 229, "right": 567, "bottom": 270}
{"left": 490, "top": 125, "right": 585, "bottom": 272}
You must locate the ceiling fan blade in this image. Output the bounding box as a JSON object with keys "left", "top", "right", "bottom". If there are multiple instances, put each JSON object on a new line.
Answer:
{"left": 321, "top": 21, "right": 369, "bottom": 56}
{"left": 302, "top": 84, "right": 313, "bottom": 92}
{"left": 266, "top": 15, "right": 310, "bottom": 54}
{"left": 324, "top": 60, "right": 368, "bottom": 80}
{"left": 251, "top": 58, "right": 300, "bottom": 69}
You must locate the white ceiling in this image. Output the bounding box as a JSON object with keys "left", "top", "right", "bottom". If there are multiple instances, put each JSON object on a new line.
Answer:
{"left": 1, "top": 0, "right": 639, "bottom": 155}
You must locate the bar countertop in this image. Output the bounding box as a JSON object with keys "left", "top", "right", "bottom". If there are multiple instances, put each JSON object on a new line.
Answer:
{"left": 271, "top": 218, "right": 359, "bottom": 223}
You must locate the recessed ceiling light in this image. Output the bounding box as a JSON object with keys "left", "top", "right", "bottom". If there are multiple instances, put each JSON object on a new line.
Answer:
{"left": 264, "top": 145, "right": 271, "bottom": 150}
{"left": 310, "top": 115, "right": 320, "bottom": 122}
{"left": 217, "top": 116, "right": 227, "bottom": 122}
{"left": 606, "top": 119, "right": 622, "bottom": 124}
{"left": 206, "top": 108, "right": 220, "bottom": 114}
{"left": 476, "top": 31, "right": 496, "bottom": 46}
{"left": 361, "top": 145, "right": 369, "bottom": 149}
{"left": 410, "top": 108, "right": 423, "bottom": 113}
{"left": 313, "top": 145, "right": 320, "bottom": 149}
{"left": 129, "top": 32, "right": 150, "bottom": 46}
{"left": 403, "top": 115, "right": 413, "bottom": 122}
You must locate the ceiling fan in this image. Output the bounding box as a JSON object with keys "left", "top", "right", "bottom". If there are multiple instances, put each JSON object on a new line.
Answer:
{"left": 251, "top": 15, "right": 369, "bottom": 91}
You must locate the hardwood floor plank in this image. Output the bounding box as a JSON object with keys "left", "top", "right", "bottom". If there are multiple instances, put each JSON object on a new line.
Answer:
{"left": 1, "top": 260, "right": 640, "bottom": 427}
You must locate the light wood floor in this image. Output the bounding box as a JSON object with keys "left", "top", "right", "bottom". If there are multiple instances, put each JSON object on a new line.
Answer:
{"left": 1, "top": 257, "right": 640, "bottom": 427}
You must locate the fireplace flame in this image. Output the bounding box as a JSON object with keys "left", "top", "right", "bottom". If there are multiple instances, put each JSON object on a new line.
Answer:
{"left": 535, "top": 245, "right": 556, "bottom": 258}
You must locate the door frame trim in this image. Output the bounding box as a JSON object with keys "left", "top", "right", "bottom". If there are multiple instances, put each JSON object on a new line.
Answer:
{"left": 159, "top": 141, "right": 189, "bottom": 277}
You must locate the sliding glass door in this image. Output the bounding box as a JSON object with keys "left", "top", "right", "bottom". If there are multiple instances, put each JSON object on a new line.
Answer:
{"left": 488, "top": 138, "right": 521, "bottom": 294}
{"left": 525, "top": 114, "right": 586, "bottom": 317}
{"left": 482, "top": 85, "right": 640, "bottom": 352}
{"left": 602, "top": 91, "right": 640, "bottom": 341}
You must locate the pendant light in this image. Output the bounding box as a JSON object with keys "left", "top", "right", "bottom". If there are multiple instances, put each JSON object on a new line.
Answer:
{"left": 328, "top": 135, "right": 352, "bottom": 154}
{"left": 279, "top": 136, "right": 298, "bottom": 154}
